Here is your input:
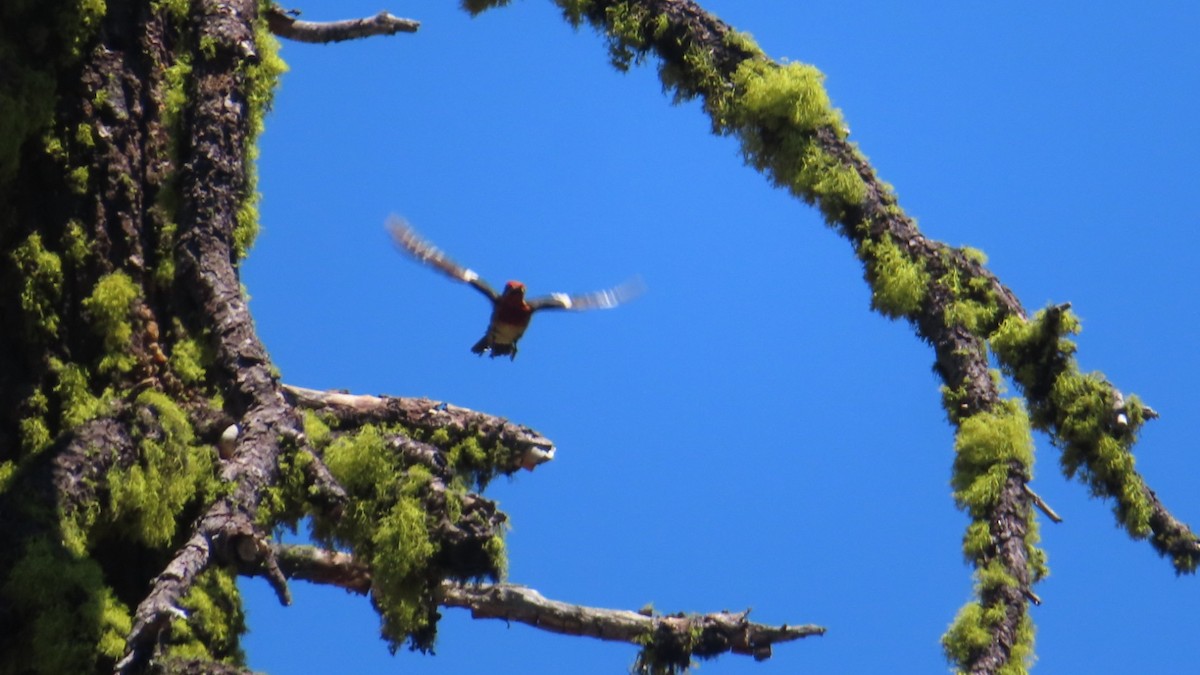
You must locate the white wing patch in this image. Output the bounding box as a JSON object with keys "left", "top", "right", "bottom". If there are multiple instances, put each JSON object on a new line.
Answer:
{"left": 550, "top": 292, "right": 572, "bottom": 309}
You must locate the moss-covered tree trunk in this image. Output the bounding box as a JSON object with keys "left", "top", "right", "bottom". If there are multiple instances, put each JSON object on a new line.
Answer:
{"left": 1, "top": 5, "right": 813, "bottom": 674}
{"left": 0, "top": 1, "right": 289, "bottom": 671}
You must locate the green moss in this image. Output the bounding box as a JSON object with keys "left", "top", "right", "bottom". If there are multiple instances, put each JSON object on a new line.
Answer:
{"left": 0, "top": 460, "right": 16, "bottom": 492}
{"left": 82, "top": 270, "right": 140, "bottom": 374}
{"left": 169, "top": 334, "right": 208, "bottom": 385}
{"left": 321, "top": 425, "right": 393, "bottom": 506}
{"left": 67, "top": 165, "right": 90, "bottom": 193}
{"left": 726, "top": 61, "right": 865, "bottom": 222}
{"left": 0, "top": 0, "right": 108, "bottom": 182}
{"left": 961, "top": 246, "right": 988, "bottom": 265}
{"left": 156, "top": 52, "right": 191, "bottom": 232}
{"left": 227, "top": 11, "right": 288, "bottom": 261}
{"left": 61, "top": 494, "right": 99, "bottom": 557}
{"left": 461, "top": 0, "right": 512, "bottom": 15}
{"left": 151, "top": 0, "right": 190, "bottom": 23}
{"left": 198, "top": 33, "right": 218, "bottom": 59}
{"left": 951, "top": 400, "right": 1033, "bottom": 516}
{"left": 2, "top": 537, "right": 122, "bottom": 674}
{"left": 315, "top": 423, "right": 507, "bottom": 651}
{"left": 988, "top": 306, "right": 1160, "bottom": 544}
{"left": 603, "top": 3, "right": 653, "bottom": 70}
{"left": 447, "top": 435, "right": 510, "bottom": 490}
{"left": 97, "top": 587, "right": 134, "bottom": 660}
{"left": 75, "top": 0, "right": 107, "bottom": 56}
{"left": 257, "top": 438, "right": 313, "bottom": 530}
{"left": 10, "top": 231, "right": 64, "bottom": 341}
{"left": 962, "top": 520, "right": 993, "bottom": 563}
{"left": 370, "top": 495, "right": 437, "bottom": 648}
{"left": 723, "top": 29, "right": 765, "bottom": 58}
{"left": 302, "top": 410, "right": 332, "bottom": 449}
{"left": 942, "top": 594, "right": 1035, "bottom": 675}
{"left": 976, "top": 559, "right": 1018, "bottom": 592}
{"left": 1025, "top": 513, "right": 1048, "bottom": 583}
{"left": 61, "top": 218, "right": 91, "bottom": 265}
{"left": 734, "top": 61, "right": 843, "bottom": 136}
{"left": 858, "top": 234, "right": 928, "bottom": 319}
{"left": 942, "top": 602, "right": 990, "bottom": 669}
{"left": 74, "top": 122, "right": 95, "bottom": 148}
{"left": 164, "top": 567, "right": 247, "bottom": 664}
{"left": 1041, "top": 370, "right": 1152, "bottom": 536}
{"left": 989, "top": 307, "right": 1080, "bottom": 417}
{"left": 937, "top": 254, "right": 1001, "bottom": 334}
{"left": 107, "top": 391, "right": 214, "bottom": 547}
{"left": 19, "top": 389, "right": 53, "bottom": 456}
{"left": 632, "top": 621, "right": 700, "bottom": 675}
{"left": 483, "top": 533, "right": 507, "bottom": 578}
{"left": 50, "top": 357, "right": 110, "bottom": 428}
{"left": 161, "top": 54, "right": 193, "bottom": 132}
{"left": 945, "top": 295, "right": 999, "bottom": 335}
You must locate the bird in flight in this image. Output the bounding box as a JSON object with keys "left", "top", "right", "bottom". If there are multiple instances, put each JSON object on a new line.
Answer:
{"left": 387, "top": 216, "right": 644, "bottom": 360}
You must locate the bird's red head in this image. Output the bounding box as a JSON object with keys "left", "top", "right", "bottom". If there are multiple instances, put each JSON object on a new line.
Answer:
{"left": 503, "top": 280, "right": 526, "bottom": 297}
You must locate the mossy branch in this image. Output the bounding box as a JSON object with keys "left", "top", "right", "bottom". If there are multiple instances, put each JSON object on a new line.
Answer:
{"left": 283, "top": 384, "right": 557, "bottom": 475}
{"left": 265, "top": 543, "right": 822, "bottom": 670}
{"left": 511, "top": 2, "right": 1042, "bottom": 672}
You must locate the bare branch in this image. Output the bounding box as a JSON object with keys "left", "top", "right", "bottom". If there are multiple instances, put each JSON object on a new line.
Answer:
{"left": 439, "top": 582, "right": 823, "bottom": 662}
{"left": 270, "top": 543, "right": 371, "bottom": 594}
{"left": 266, "top": 6, "right": 419, "bottom": 43}
{"left": 265, "top": 543, "right": 822, "bottom": 664}
{"left": 1023, "top": 484, "right": 1063, "bottom": 524}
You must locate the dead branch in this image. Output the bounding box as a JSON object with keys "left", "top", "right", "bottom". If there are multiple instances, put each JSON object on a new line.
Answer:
{"left": 1023, "top": 484, "right": 1063, "bottom": 524}
{"left": 265, "top": 544, "right": 822, "bottom": 664}
{"left": 271, "top": 543, "right": 372, "bottom": 594}
{"left": 266, "top": 6, "right": 419, "bottom": 43}
{"left": 439, "top": 582, "right": 823, "bottom": 662}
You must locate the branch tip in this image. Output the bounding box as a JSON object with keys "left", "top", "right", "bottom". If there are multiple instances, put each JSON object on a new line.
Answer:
{"left": 266, "top": 5, "right": 419, "bottom": 43}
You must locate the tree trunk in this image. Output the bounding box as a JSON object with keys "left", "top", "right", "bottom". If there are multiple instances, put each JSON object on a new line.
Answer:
{"left": 1, "top": 4, "right": 813, "bottom": 673}
{"left": 0, "top": 1, "right": 285, "bottom": 671}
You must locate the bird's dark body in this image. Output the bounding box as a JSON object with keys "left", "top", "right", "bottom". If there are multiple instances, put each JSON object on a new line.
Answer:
{"left": 472, "top": 288, "right": 535, "bottom": 359}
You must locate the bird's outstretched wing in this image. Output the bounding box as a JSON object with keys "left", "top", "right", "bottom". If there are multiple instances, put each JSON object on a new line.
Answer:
{"left": 527, "top": 275, "right": 646, "bottom": 312}
{"left": 387, "top": 216, "right": 499, "bottom": 302}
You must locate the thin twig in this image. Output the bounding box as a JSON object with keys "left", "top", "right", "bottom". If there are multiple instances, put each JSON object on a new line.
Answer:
{"left": 1023, "top": 484, "right": 1063, "bottom": 524}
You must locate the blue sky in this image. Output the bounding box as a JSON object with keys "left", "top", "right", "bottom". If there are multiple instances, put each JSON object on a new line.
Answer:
{"left": 240, "top": 2, "right": 1200, "bottom": 673}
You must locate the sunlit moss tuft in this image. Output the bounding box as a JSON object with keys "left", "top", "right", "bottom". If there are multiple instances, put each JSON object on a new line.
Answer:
{"left": 50, "top": 357, "right": 110, "bottom": 428}
{"left": 951, "top": 400, "right": 1034, "bottom": 516}
{"left": 729, "top": 61, "right": 865, "bottom": 223}
{"left": 859, "top": 234, "right": 929, "bottom": 319}
{"left": 82, "top": 271, "right": 140, "bottom": 375}
{"left": 164, "top": 567, "right": 247, "bottom": 664}
{"left": 10, "top": 232, "right": 64, "bottom": 341}
{"left": 107, "top": 391, "right": 214, "bottom": 547}
{"left": 169, "top": 334, "right": 209, "bottom": 385}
